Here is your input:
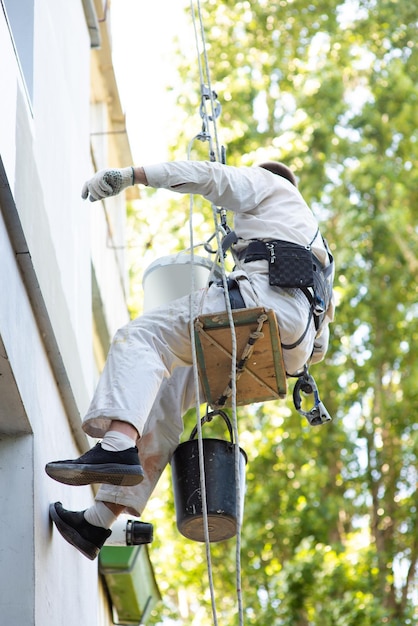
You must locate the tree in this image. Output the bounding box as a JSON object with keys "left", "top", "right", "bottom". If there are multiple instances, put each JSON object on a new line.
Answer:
{"left": 130, "top": 0, "right": 418, "bottom": 623}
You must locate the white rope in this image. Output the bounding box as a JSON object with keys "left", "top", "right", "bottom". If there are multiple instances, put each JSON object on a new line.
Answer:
{"left": 187, "top": 2, "right": 245, "bottom": 625}
{"left": 190, "top": 0, "right": 222, "bottom": 162}
{"left": 209, "top": 203, "right": 244, "bottom": 626}
{"left": 187, "top": 191, "right": 219, "bottom": 626}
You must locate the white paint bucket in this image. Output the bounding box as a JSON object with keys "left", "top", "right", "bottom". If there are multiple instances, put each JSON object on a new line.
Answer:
{"left": 142, "top": 253, "right": 221, "bottom": 312}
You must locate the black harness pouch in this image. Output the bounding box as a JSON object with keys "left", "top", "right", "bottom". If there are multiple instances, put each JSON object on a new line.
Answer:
{"left": 242, "top": 236, "right": 333, "bottom": 336}
{"left": 265, "top": 240, "right": 315, "bottom": 288}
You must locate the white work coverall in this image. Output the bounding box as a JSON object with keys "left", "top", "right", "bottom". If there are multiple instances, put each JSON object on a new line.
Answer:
{"left": 83, "top": 161, "right": 334, "bottom": 515}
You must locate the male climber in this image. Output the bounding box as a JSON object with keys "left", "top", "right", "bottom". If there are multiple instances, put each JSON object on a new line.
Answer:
{"left": 46, "top": 159, "right": 335, "bottom": 559}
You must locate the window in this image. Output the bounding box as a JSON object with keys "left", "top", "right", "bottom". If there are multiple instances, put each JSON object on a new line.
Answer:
{"left": 2, "top": 0, "right": 35, "bottom": 101}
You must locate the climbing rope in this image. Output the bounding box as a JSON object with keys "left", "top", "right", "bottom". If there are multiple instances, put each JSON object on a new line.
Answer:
{"left": 190, "top": 0, "right": 222, "bottom": 163}
{"left": 186, "top": 1, "right": 244, "bottom": 624}
{"left": 188, "top": 196, "right": 219, "bottom": 626}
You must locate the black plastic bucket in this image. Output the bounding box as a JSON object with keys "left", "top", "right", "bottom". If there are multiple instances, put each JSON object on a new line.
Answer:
{"left": 171, "top": 411, "right": 247, "bottom": 542}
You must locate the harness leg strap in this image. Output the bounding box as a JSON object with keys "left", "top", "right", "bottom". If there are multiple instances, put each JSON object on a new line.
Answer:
{"left": 217, "top": 278, "right": 245, "bottom": 310}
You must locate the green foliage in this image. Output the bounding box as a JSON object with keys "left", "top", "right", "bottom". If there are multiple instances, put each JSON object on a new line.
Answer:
{"left": 127, "top": 0, "right": 418, "bottom": 623}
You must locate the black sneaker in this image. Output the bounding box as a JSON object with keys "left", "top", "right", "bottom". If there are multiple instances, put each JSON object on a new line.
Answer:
{"left": 49, "top": 501, "right": 111, "bottom": 560}
{"left": 45, "top": 442, "right": 144, "bottom": 486}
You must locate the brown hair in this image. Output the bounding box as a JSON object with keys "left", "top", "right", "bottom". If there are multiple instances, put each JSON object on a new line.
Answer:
{"left": 258, "top": 161, "right": 297, "bottom": 187}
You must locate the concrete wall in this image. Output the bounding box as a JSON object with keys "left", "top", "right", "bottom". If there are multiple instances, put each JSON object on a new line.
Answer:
{"left": 0, "top": 0, "right": 133, "bottom": 623}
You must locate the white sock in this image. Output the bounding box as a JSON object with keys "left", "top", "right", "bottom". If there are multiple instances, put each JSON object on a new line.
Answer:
{"left": 84, "top": 501, "right": 118, "bottom": 529}
{"left": 101, "top": 430, "right": 136, "bottom": 452}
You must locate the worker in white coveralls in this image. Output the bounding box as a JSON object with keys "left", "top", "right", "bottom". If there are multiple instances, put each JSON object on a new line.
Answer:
{"left": 46, "top": 160, "right": 335, "bottom": 559}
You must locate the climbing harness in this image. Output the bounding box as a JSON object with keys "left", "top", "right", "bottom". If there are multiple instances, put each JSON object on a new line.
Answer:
{"left": 239, "top": 231, "right": 335, "bottom": 341}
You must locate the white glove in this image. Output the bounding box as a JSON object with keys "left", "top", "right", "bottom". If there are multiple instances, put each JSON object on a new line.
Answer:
{"left": 81, "top": 167, "right": 134, "bottom": 202}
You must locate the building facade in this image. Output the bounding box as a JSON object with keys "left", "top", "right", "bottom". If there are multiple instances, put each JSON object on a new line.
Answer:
{"left": 0, "top": 0, "right": 157, "bottom": 623}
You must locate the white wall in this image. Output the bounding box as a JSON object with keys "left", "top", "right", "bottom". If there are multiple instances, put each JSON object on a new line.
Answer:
{"left": 1, "top": 0, "right": 95, "bottom": 412}
{"left": 0, "top": 0, "right": 127, "bottom": 623}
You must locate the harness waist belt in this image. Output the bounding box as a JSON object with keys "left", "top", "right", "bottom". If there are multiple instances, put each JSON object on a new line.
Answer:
{"left": 239, "top": 239, "right": 333, "bottom": 334}
{"left": 240, "top": 240, "right": 274, "bottom": 262}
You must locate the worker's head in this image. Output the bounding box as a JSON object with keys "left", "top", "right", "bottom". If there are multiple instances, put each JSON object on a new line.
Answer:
{"left": 258, "top": 161, "right": 297, "bottom": 187}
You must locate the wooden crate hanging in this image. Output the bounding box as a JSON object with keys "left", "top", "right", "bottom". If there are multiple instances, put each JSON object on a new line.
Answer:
{"left": 194, "top": 307, "right": 287, "bottom": 408}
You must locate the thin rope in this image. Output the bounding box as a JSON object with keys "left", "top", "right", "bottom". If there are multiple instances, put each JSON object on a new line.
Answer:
{"left": 187, "top": 125, "right": 245, "bottom": 626}
{"left": 187, "top": 193, "right": 219, "bottom": 626}
{"left": 187, "top": 2, "right": 245, "bottom": 623}
{"left": 209, "top": 202, "right": 245, "bottom": 626}
{"left": 190, "top": 0, "right": 222, "bottom": 162}
{"left": 195, "top": 0, "right": 222, "bottom": 162}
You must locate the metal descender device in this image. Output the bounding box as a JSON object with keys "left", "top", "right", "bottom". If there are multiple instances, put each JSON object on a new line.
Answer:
{"left": 293, "top": 366, "right": 332, "bottom": 426}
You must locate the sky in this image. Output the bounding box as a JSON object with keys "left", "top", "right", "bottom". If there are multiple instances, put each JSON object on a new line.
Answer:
{"left": 111, "top": 0, "right": 190, "bottom": 164}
